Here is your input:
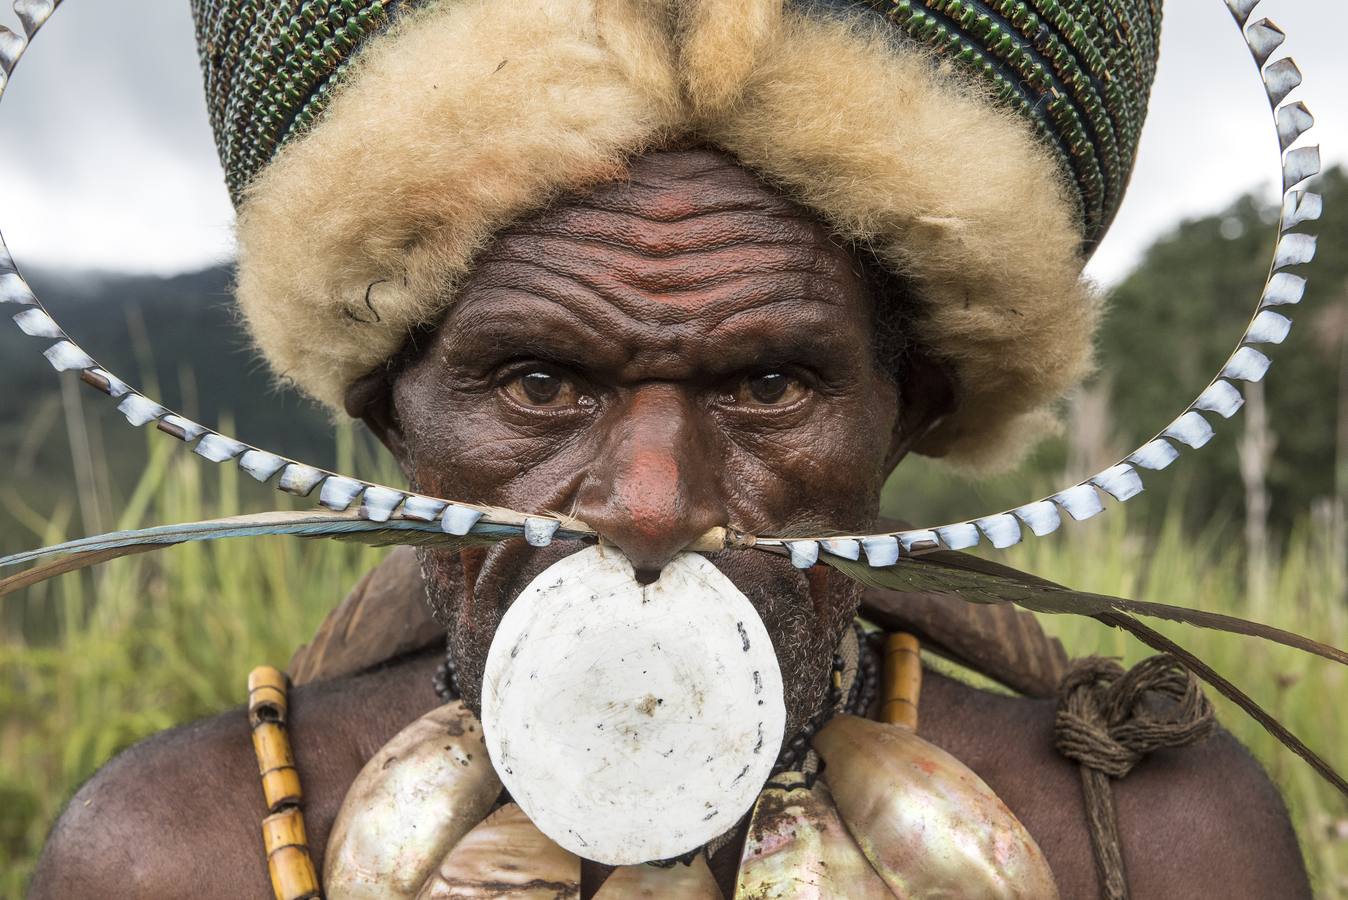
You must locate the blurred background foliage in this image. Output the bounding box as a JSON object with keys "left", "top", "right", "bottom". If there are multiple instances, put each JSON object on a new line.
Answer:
{"left": 2, "top": 170, "right": 1348, "bottom": 895}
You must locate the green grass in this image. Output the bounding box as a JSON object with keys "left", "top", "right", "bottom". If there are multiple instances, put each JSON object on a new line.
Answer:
{"left": 0, "top": 427, "right": 389, "bottom": 896}
{"left": 1001, "top": 505, "right": 1348, "bottom": 897}
{"left": 1, "top": 434, "right": 1346, "bottom": 897}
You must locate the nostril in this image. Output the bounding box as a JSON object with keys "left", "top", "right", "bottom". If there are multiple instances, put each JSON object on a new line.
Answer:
{"left": 633, "top": 567, "right": 662, "bottom": 586}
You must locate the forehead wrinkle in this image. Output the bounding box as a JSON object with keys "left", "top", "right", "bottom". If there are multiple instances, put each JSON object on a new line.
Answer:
{"left": 483, "top": 227, "right": 854, "bottom": 306}
{"left": 581, "top": 163, "right": 804, "bottom": 221}
{"left": 506, "top": 248, "right": 849, "bottom": 305}
{"left": 507, "top": 209, "right": 825, "bottom": 257}
{"left": 450, "top": 270, "right": 713, "bottom": 372}
{"left": 467, "top": 234, "right": 860, "bottom": 347}
{"left": 565, "top": 183, "right": 804, "bottom": 223}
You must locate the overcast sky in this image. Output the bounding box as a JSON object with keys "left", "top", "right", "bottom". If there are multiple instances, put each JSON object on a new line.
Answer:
{"left": 0, "top": 2, "right": 1340, "bottom": 286}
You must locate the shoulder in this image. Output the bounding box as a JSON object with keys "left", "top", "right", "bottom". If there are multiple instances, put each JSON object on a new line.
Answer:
{"left": 28, "top": 649, "right": 442, "bottom": 899}
{"left": 28, "top": 704, "right": 267, "bottom": 899}
{"left": 919, "top": 667, "right": 1310, "bottom": 899}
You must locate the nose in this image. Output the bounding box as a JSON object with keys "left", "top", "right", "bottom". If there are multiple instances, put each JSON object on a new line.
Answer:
{"left": 572, "top": 385, "right": 725, "bottom": 583}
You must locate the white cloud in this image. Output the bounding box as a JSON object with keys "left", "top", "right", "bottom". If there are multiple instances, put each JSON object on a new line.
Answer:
{"left": 0, "top": 4, "right": 233, "bottom": 275}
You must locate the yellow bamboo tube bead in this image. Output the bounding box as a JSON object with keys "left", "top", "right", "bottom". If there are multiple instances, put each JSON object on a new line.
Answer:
{"left": 264, "top": 809, "right": 320, "bottom": 900}
{"left": 248, "top": 666, "right": 323, "bottom": 899}
{"left": 263, "top": 807, "right": 310, "bottom": 854}
{"left": 250, "top": 666, "right": 301, "bottom": 812}
{"left": 260, "top": 764, "right": 304, "bottom": 812}
{"left": 268, "top": 844, "right": 322, "bottom": 900}
{"left": 881, "top": 632, "right": 922, "bottom": 730}
{"left": 250, "top": 666, "right": 290, "bottom": 717}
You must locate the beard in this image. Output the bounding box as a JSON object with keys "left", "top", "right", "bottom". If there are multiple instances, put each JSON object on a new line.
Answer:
{"left": 417, "top": 538, "right": 862, "bottom": 743}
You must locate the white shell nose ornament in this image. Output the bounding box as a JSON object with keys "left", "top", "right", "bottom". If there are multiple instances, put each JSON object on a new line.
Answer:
{"left": 480, "top": 545, "right": 786, "bottom": 865}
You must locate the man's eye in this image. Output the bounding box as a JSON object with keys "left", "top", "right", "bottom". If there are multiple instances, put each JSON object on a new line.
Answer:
{"left": 503, "top": 371, "right": 581, "bottom": 408}
{"left": 735, "top": 372, "right": 807, "bottom": 406}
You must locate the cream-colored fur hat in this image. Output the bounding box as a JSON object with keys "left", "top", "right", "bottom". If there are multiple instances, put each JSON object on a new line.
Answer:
{"left": 227, "top": 0, "right": 1099, "bottom": 467}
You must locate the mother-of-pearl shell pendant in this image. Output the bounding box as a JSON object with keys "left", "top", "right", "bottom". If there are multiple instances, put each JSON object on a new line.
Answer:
{"left": 325, "top": 701, "right": 504, "bottom": 899}
{"left": 811, "top": 715, "right": 1059, "bottom": 899}
{"left": 481, "top": 545, "right": 786, "bottom": 866}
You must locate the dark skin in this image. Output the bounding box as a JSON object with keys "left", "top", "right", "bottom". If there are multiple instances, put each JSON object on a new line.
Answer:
{"left": 29, "top": 150, "right": 1311, "bottom": 899}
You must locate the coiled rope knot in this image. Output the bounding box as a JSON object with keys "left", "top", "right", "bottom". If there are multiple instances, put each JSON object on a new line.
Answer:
{"left": 1054, "top": 654, "right": 1216, "bottom": 900}
{"left": 1056, "top": 654, "right": 1215, "bottom": 777}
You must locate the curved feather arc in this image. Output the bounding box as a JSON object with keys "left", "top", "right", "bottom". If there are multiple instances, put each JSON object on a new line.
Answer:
{"left": 0, "top": 0, "right": 1323, "bottom": 563}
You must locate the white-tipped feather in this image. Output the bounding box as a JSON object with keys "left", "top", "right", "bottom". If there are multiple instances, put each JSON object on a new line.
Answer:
{"left": 1245, "top": 18, "right": 1284, "bottom": 67}
{"left": 239, "top": 449, "right": 288, "bottom": 483}
{"left": 1262, "top": 57, "right": 1302, "bottom": 107}
{"left": 194, "top": 433, "right": 246, "bottom": 462}
{"left": 1053, "top": 483, "right": 1105, "bottom": 521}
{"left": 974, "top": 513, "right": 1021, "bottom": 549}
{"left": 12, "top": 307, "right": 60, "bottom": 338}
{"left": 1281, "top": 190, "right": 1322, "bottom": 228}
{"left": 277, "top": 463, "right": 325, "bottom": 496}
{"left": 1090, "top": 464, "right": 1144, "bottom": 502}
{"left": 42, "top": 340, "right": 93, "bottom": 371}
{"left": 936, "top": 522, "right": 980, "bottom": 551}
{"left": 359, "top": 486, "right": 405, "bottom": 523}
{"left": 1193, "top": 380, "right": 1245, "bottom": 419}
{"left": 1282, "top": 145, "right": 1320, "bottom": 189}
{"left": 116, "top": 394, "right": 167, "bottom": 427}
{"left": 1262, "top": 272, "right": 1306, "bottom": 307}
{"left": 1222, "top": 346, "right": 1273, "bottom": 383}
{"left": 821, "top": 538, "right": 861, "bottom": 560}
{"left": 861, "top": 535, "right": 900, "bottom": 567}
{"left": 1013, "top": 501, "right": 1061, "bottom": 537}
{"left": 1276, "top": 102, "right": 1315, "bottom": 152}
{"left": 1274, "top": 232, "right": 1317, "bottom": 269}
{"left": 1245, "top": 310, "right": 1292, "bottom": 345}
{"left": 1128, "top": 438, "right": 1181, "bottom": 471}
{"left": 788, "top": 540, "right": 820, "bottom": 569}
{"left": 1163, "top": 411, "right": 1216, "bottom": 449}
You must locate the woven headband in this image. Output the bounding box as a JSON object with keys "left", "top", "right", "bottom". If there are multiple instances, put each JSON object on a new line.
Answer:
{"left": 190, "top": 0, "right": 1162, "bottom": 250}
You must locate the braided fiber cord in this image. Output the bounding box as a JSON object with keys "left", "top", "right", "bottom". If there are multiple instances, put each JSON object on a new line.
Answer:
{"left": 1055, "top": 655, "right": 1216, "bottom": 900}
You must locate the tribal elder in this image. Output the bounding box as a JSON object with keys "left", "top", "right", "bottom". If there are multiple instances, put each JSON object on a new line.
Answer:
{"left": 30, "top": 1, "right": 1310, "bottom": 898}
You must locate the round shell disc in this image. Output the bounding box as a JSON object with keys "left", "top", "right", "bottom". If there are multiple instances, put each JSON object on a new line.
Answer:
{"left": 481, "top": 545, "right": 785, "bottom": 865}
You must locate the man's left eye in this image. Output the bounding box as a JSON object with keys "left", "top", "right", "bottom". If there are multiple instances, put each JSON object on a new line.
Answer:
{"left": 734, "top": 372, "right": 807, "bottom": 406}
{"left": 502, "top": 370, "right": 582, "bottom": 408}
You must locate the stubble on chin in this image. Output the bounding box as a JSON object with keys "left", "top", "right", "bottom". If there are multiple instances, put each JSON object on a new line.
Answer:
{"left": 416, "top": 540, "right": 862, "bottom": 739}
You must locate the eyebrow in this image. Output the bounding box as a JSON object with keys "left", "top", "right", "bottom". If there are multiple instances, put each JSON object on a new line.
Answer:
{"left": 701, "top": 298, "right": 863, "bottom": 373}
{"left": 443, "top": 294, "right": 628, "bottom": 370}
{"left": 446, "top": 288, "right": 864, "bottom": 386}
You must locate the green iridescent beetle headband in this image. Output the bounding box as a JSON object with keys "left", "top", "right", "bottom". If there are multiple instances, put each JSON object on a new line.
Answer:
{"left": 0, "top": 0, "right": 1345, "bottom": 794}
{"left": 191, "top": 0, "right": 1162, "bottom": 249}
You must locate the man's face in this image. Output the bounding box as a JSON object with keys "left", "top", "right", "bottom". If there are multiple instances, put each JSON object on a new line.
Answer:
{"left": 379, "top": 149, "right": 909, "bottom": 738}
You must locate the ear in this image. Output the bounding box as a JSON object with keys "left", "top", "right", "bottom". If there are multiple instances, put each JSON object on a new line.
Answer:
{"left": 885, "top": 351, "right": 956, "bottom": 472}
{"left": 343, "top": 367, "right": 408, "bottom": 462}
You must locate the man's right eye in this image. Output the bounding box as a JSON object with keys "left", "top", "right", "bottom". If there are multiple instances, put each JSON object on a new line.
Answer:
{"left": 502, "top": 370, "right": 582, "bottom": 409}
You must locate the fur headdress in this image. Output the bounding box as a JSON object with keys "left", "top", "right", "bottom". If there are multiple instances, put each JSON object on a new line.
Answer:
{"left": 190, "top": 0, "right": 1163, "bottom": 466}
